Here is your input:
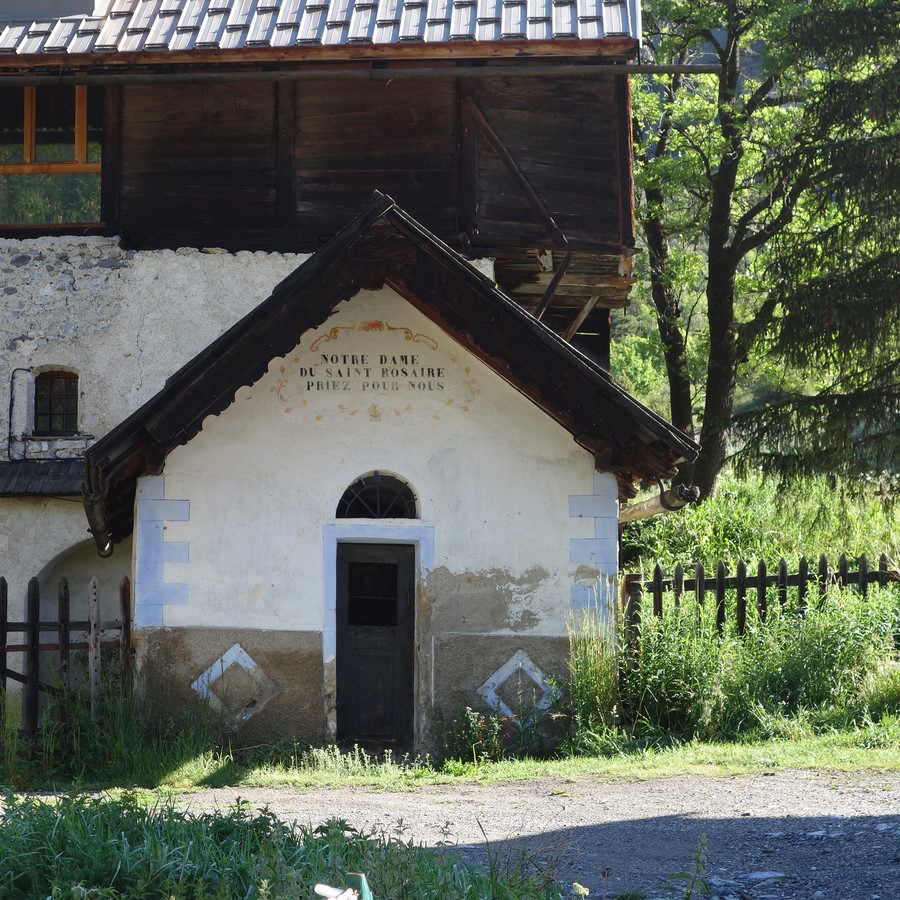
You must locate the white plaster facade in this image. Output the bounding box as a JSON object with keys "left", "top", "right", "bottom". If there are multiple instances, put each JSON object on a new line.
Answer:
{"left": 137, "top": 287, "right": 618, "bottom": 631}
{"left": 1, "top": 236, "right": 306, "bottom": 614}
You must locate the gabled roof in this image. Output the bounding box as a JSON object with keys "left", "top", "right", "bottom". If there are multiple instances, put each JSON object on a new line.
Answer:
{"left": 83, "top": 194, "right": 697, "bottom": 553}
{"left": 0, "top": 459, "right": 84, "bottom": 497}
{"left": 0, "top": 0, "right": 641, "bottom": 67}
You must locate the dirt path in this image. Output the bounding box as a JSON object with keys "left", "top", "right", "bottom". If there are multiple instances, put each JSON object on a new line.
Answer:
{"left": 182, "top": 770, "right": 900, "bottom": 899}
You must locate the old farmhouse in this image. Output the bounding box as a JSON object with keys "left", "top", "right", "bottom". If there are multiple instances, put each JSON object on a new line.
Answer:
{"left": 0, "top": 0, "right": 697, "bottom": 750}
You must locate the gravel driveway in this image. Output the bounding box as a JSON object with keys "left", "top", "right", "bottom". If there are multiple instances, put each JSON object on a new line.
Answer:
{"left": 183, "top": 770, "right": 900, "bottom": 899}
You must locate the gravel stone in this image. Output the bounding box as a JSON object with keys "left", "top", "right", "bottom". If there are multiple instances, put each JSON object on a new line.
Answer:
{"left": 179, "top": 770, "right": 900, "bottom": 899}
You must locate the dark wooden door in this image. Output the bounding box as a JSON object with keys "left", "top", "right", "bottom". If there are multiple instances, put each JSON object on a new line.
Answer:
{"left": 336, "top": 543, "right": 415, "bottom": 751}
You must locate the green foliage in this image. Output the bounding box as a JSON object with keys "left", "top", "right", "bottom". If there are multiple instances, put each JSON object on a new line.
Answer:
{"left": 0, "top": 795, "right": 564, "bottom": 899}
{"left": 632, "top": 0, "right": 900, "bottom": 494}
{"left": 568, "top": 585, "right": 900, "bottom": 745}
{"left": 622, "top": 472, "right": 898, "bottom": 571}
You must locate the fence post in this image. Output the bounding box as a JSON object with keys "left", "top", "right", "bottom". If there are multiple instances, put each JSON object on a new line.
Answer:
{"left": 777, "top": 558, "right": 788, "bottom": 610}
{"left": 622, "top": 573, "right": 642, "bottom": 657}
{"left": 57, "top": 577, "right": 71, "bottom": 730}
{"left": 0, "top": 577, "right": 7, "bottom": 696}
{"left": 818, "top": 554, "right": 829, "bottom": 606}
{"left": 88, "top": 577, "right": 101, "bottom": 721}
{"left": 757, "top": 559, "right": 767, "bottom": 622}
{"left": 797, "top": 556, "right": 809, "bottom": 613}
{"left": 735, "top": 560, "right": 747, "bottom": 636}
{"left": 673, "top": 563, "right": 684, "bottom": 609}
{"left": 879, "top": 553, "right": 889, "bottom": 587}
{"left": 651, "top": 564, "right": 664, "bottom": 618}
{"left": 838, "top": 553, "right": 849, "bottom": 589}
{"left": 25, "top": 578, "right": 41, "bottom": 751}
{"left": 858, "top": 554, "right": 868, "bottom": 597}
{"left": 715, "top": 561, "right": 726, "bottom": 633}
{"left": 119, "top": 576, "right": 133, "bottom": 693}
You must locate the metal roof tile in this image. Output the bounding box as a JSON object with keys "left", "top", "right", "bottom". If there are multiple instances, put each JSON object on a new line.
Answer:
{"left": 110, "top": 0, "right": 138, "bottom": 15}
{"left": 297, "top": 6, "right": 326, "bottom": 42}
{"left": 246, "top": 7, "right": 279, "bottom": 42}
{"left": 0, "top": 22, "right": 29, "bottom": 54}
{"left": 450, "top": 0, "right": 476, "bottom": 39}
{"left": 277, "top": 0, "right": 304, "bottom": 24}
{"left": 601, "top": 0, "right": 628, "bottom": 35}
{"left": 196, "top": 8, "right": 229, "bottom": 45}
{"left": 179, "top": 0, "right": 211, "bottom": 30}
{"left": 19, "top": 21, "right": 54, "bottom": 55}
{"left": 68, "top": 17, "right": 104, "bottom": 53}
{"left": 97, "top": 13, "right": 131, "bottom": 50}
{"left": 226, "top": 0, "right": 258, "bottom": 28}
{"left": 399, "top": 1, "right": 427, "bottom": 40}
{"left": 348, "top": 5, "right": 377, "bottom": 42}
{"left": 0, "top": 0, "right": 637, "bottom": 57}
{"left": 146, "top": 10, "right": 180, "bottom": 46}
{"left": 45, "top": 17, "right": 80, "bottom": 52}
{"left": 501, "top": 1, "right": 526, "bottom": 38}
{"left": 130, "top": 0, "right": 163, "bottom": 30}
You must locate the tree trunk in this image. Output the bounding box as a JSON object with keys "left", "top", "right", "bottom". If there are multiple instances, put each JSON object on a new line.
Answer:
{"left": 641, "top": 190, "right": 696, "bottom": 444}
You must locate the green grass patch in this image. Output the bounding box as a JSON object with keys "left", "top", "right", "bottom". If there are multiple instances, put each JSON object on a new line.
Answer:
{"left": 0, "top": 793, "right": 563, "bottom": 899}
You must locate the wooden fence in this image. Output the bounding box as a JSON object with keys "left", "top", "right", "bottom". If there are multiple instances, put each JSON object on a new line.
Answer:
{"left": 623, "top": 553, "right": 898, "bottom": 637}
{"left": 0, "top": 575, "right": 133, "bottom": 746}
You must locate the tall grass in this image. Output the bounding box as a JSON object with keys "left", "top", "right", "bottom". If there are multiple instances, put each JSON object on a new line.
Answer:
{"left": 622, "top": 472, "right": 898, "bottom": 570}
{"left": 0, "top": 794, "right": 564, "bottom": 899}
{"left": 567, "top": 585, "right": 900, "bottom": 745}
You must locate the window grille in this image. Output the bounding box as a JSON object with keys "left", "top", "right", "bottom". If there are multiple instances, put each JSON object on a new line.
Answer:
{"left": 336, "top": 472, "right": 418, "bottom": 519}
{"left": 34, "top": 371, "right": 78, "bottom": 436}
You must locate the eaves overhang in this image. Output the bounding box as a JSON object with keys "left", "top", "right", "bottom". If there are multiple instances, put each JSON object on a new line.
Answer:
{"left": 83, "top": 193, "right": 698, "bottom": 553}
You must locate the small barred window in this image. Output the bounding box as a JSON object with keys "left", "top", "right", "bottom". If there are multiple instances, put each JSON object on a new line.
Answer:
{"left": 34, "top": 371, "right": 78, "bottom": 436}
{"left": 336, "top": 472, "right": 418, "bottom": 519}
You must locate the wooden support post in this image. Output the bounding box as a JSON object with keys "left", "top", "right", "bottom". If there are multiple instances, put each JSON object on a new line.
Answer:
{"left": 735, "top": 560, "right": 747, "bottom": 636}
{"left": 622, "top": 573, "right": 642, "bottom": 655}
{"left": 57, "top": 577, "right": 71, "bottom": 730}
{"left": 858, "top": 554, "right": 868, "bottom": 597}
{"left": 694, "top": 562, "right": 705, "bottom": 628}
{"left": 777, "top": 558, "right": 788, "bottom": 610}
{"left": 838, "top": 553, "right": 849, "bottom": 589}
{"left": 715, "top": 561, "right": 726, "bottom": 633}
{"left": 0, "top": 577, "right": 7, "bottom": 696}
{"left": 119, "top": 576, "right": 133, "bottom": 692}
{"left": 651, "top": 563, "right": 664, "bottom": 617}
{"left": 879, "top": 553, "right": 889, "bottom": 587}
{"left": 461, "top": 95, "right": 569, "bottom": 247}
{"left": 757, "top": 559, "right": 768, "bottom": 622}
{"left": 818, "top": 554, "right": 829, "bottom": 606}
{"left": 88, "top": 577, "right": 101, "bottom": 721}
{"left": 797, "top": 556, "right": 809, "bottom": 613}
{"left": 533, "top": 251, "right": 574, "bottom": 321}
{"left": 25, "top": 578, "right": 40, "bottom": 750}
{"left": 673, "top": 563, "right": 684, "bottom": 609}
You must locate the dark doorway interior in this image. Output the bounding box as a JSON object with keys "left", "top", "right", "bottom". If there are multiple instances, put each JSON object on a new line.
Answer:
{"left": 336, "top": 543, "right": 415, "bottom": 752}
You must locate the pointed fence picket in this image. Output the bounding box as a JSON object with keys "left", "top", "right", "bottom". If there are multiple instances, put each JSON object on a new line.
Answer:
{"left": 624, "top": 553, "right": 897, "bottom": 639}
{"left": 0, "top": 575, "right": 133, "bottom": 749}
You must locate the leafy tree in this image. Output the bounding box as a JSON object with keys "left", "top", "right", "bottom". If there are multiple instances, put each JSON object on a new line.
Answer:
{"left": 632, "top": 0, "right": 899, "bottom": 498}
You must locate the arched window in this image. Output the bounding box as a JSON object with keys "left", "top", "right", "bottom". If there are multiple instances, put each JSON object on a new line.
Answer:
{"left": 336, "top": 472, "right": 418, "bottom": 519}
{"left": 34, "top": 370, "right": 78, "bottom": 436}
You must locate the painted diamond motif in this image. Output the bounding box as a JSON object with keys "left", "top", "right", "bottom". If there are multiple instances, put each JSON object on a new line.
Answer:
{"left": 477, "top": 649, "right": 553, "bottom": 721}
{"left": 191, "top": 643, "right": 278, "bottom": 726}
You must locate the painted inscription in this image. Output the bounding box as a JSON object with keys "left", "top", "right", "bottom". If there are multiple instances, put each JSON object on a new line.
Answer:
{"left": 299, "top": 353, "right": 445, "bottom": 393}
{"left": 269, "top": 319, "right": 481, "bottom": 419}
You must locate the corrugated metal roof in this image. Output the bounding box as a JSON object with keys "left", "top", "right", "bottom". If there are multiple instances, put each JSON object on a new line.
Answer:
{"left": 0, "top": 459, "right": 83, "bottom": 497}
{"left": 0, "top": 0, "right": 639, "bottom": 56}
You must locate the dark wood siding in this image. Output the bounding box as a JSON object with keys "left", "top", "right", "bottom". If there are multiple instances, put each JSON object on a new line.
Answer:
{"left": 472, "top": 75, "right": 621, "bottom": 248}
{"left": 119, "top": 82, "right": 277, "bottom": 246}
{"left": 293, "top": 78, "right": 459, "bottom": 245}
{"left": 112, "top": 72, "right": 625, "bottom": 260}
